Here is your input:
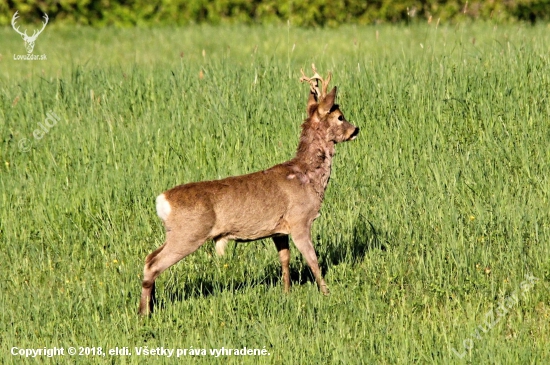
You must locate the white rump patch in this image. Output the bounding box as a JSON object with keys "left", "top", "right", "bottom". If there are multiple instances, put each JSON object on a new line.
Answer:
{"left": 215, "top": 238, "right": 229, "bottom": 256}
{"left": 156, "top": 193, "right": 171, "bottom": 221}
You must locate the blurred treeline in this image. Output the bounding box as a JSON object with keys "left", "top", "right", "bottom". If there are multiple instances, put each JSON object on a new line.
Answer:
{"left": 1, "top": 0, "right": 549, "bottom": 26}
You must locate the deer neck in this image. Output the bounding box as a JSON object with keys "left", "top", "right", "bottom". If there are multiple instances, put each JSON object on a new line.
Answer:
{"left": 290, "top": 122, "right": 335, "bottom": 200}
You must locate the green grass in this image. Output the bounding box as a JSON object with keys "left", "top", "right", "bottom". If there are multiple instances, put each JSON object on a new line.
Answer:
{"left": 1, "top": 23, "right": 550, "bottom": 364}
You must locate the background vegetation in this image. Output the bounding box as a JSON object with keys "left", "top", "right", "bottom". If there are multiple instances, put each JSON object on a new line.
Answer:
{"left": 1, "top": 21, "right": 550, "bottom": 364}
{"left": 2, "top": 0, "right": 550, "bottom": 27}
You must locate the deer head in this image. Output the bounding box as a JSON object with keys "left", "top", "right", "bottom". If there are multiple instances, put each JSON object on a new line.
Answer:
{"left": 300, "top": 64, "right": 359, "bottom": 144}
{"left": 11, "top": 11, "right": 49, "bottom": 54}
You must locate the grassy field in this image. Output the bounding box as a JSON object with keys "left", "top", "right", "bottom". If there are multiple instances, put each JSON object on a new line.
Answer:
{"left": 1, "top": 22, "right": 550, "bottom": 363}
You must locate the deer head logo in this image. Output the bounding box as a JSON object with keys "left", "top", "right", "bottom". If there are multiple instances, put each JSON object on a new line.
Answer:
{"left": 11, "top": 11, "right": 49, "bottom": 54}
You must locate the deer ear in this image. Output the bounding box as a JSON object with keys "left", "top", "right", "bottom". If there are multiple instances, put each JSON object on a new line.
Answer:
{"left": 306, "top": 91, "right": 317, "bottom": 117}
{"left": 318, "top": 86, "right": 337, "bottom": 116}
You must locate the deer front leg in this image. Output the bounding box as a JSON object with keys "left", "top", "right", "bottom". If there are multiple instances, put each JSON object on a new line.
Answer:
{"left": 273, "top": 235, "right": 291, "bottom": 293}
{"left": 290, "top": 225, "right": 329, "bottom": 295}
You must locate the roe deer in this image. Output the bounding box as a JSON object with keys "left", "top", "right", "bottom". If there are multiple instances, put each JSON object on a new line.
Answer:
{"left": 139, "top": 64, "right": 359, "bottom": 315}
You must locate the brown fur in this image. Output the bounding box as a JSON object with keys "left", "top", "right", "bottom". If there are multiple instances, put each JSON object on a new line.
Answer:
{"left": 139, "top": 82, "right": 359, "bottom": 315}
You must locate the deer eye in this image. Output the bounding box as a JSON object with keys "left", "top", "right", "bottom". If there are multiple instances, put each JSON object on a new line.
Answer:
{"left": 337, "top": 115, "right": 344, "bottom": 121}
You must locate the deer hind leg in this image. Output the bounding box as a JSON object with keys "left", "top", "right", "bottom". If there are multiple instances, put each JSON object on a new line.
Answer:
{"left": 273, "top": 235, "right": 291, "bottom": 293}
{"left": 139, "top": 231, "right": 207, "bottom": 315}
{"left": 290, "top": 224, "right": 329, "bottom": 295}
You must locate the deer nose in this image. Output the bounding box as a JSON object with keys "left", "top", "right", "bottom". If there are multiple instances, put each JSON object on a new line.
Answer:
{"left": 349, "top": 127, "right": 360, "bottom": 140}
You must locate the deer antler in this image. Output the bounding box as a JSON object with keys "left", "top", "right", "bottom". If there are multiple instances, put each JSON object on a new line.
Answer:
{"left": 11, "top": 12, "right": 48, "bottom": 40}
{"left": 30, "top": 13, "right": 49, "bottom": 40}
{"left": 300, "top": 63, "right": 332, "bottom": 101}
{"left": 11, "top": 11, "right": 27, "bottom": 38}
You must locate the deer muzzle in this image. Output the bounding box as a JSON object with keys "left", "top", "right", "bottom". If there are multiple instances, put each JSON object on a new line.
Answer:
{"left": 347, "top": 126, "right": 360, "bottom": 141}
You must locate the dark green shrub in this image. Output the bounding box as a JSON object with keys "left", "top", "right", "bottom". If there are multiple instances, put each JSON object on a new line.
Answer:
{"left": 2, "top": 0, "right": 550, "bottom": 26}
